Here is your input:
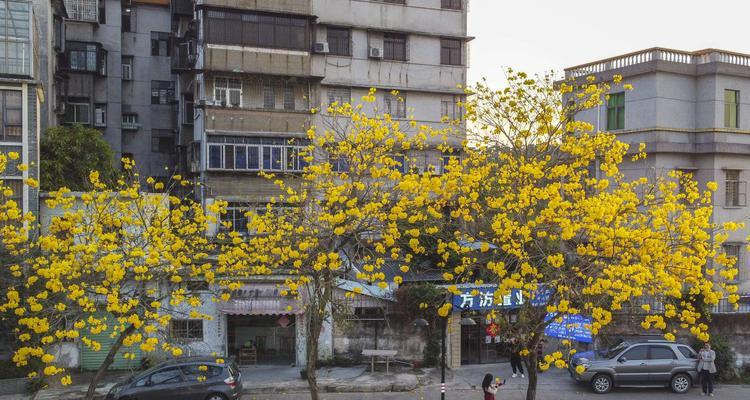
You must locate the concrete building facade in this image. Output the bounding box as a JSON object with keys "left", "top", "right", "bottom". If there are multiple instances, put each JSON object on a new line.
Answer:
{"left": 168, "top": 0, "right": 470, "bottom": 367}
{"left": 59, "top": 0, "right": 177, "bottom": 179}
{"left": 565, "top": 47, "right": 750, "bottom": 312}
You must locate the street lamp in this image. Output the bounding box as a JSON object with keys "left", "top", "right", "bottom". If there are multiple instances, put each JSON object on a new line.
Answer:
{"left": 413, "top": 313, "right": 478, "bottom": 400}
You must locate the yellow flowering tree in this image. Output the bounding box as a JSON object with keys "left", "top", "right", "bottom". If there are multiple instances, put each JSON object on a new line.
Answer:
{"left": 0, "top": 159, "right": 239, "bottom": 400}
{"left": 224, "top": 91, "right": 457, "bottom": 399}
{"left": 427, "top": 72, "right": 738, "bottom": 400}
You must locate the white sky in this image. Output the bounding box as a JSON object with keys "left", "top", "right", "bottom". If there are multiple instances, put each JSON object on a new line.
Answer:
{"left": 467, "top": 0, "right": 750, "bottom": 87}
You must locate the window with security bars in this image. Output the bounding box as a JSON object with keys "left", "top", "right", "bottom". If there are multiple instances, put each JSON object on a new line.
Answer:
{"left": 151, "top": 81, "right": 175, "bottom": 105}
{"left": 206, "top": 136, "right": 308, "bottom": 173}
{"left": 66, "top": 42, "right": 106, "bottom": 75}
{"left": 441, "top": 0, "right": 462, "bottom": 9}
{"left": 121, "top": 56, "right": 133, "bottom": 80}
{"left": 63, "top": 0, "right": 97, "bottom": 22}
{"left": 327, "top": 27, "right": 351, "bottom": 56}
{"left": 440, "top": 38, "right": 462, "bottom": 65}
{"left": 723, "top": 243, "right": 741, "bottom": 283}
{"left": 725, "top": 169, "right": 745, "bottom": 207}
{"left": 151, "top": 131, "right": 175, "bottom": 154}
{"left": 384, "top": 91, "right": 406, "bottom": 118}
{"left": 263, "top": 84, "right": 275, "bottom": 109}
{"left": 170, "top": 319, "right": 203, "bottom": 341}
{"left": 383, "top": 33, "right": 407, "bottom": 61}
{"left": 151, "top": 32, "right": 171, "bottom": 57}
{"left": 606, "top": 92, "right": 625, "bottom": 130}
{"left": 205, "top": 10, "right": 308, "bottom": 51}
{"left": 214, "top": 78, "right": 242, "bottom": 107}
{"left": 441, "top": 97, "right": 463, "bottom": 121}
{"left": 327, "top": 87, "right": 351, "bottom": 105}
{"left": 283, "top": 85, "right": 295, "bottom": 110}
{"left": 0, "top": 90, "right": 22, "bottom": 142}
{"left": 1, "top": 0, "right": 32, "bottom": 76}
{"left": 725, "top": 89, "right": 739, "bottom": 128}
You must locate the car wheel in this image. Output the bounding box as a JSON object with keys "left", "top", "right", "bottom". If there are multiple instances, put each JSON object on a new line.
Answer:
{"left": 671, "top": 373, "right": 691, "bottom": 394}
{"left": 591, "top": 374, "right": 613, "bottom": 394}
{"left": 205, "top": 393, "right": 227, "bottom": 400}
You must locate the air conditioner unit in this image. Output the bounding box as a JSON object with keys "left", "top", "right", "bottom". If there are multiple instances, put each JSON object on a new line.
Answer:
{"left": 313, "top": 42, "right": 329, "bottom": 54}
{"left": 368, "top": 47, "right": 383, "bottom": 59}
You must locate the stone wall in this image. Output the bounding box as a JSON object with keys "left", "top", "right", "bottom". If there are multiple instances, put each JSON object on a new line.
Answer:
{"left": 332, "top": 314, "right": 427, "bottom": 364}
{"left": 711, "top": 314, "right": 750, "bottom": 367}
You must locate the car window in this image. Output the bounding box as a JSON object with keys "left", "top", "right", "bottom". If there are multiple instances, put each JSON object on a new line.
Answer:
{"left": 181, "top": 364, "right": 223, "bottom": 381}
{"left": 678, "top": 346, "right": 698, "bottom": 359}
{"left": 149, "top": 367, "right": 183, "bottom": 385}
{"left": 621, "top": 345, "right": 648, "bottom": 360}
{"left": 650, "top": 345, "right": 677, "bottom": 360}
{"left": 135, "top": 376, "right": 149, "bottom": 387}
{"left": 606, "top": 341, "right": 630, "bottom": 358}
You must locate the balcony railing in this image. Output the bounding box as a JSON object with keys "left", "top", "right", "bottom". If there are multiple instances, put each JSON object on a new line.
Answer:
{"left": 565, "top": 48, "right": 750, "bottom": 78}
{"left": 172, "top": 39, "right": 196, "bottom": 71}
{"left": 713, "top": 297, "right": 750, "bottom": 313}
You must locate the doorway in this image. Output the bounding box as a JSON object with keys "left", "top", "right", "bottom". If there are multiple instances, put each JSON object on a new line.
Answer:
{"left": 227, "top": 314, "right": 296, "bottom": 365}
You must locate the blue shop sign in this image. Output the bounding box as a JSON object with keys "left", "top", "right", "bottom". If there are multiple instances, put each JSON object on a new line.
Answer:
{"left": 544, "top": 313, "right": 593, "bottom": 343}
{"left": 452, "top": 286, "right": 553, "bottom": 311}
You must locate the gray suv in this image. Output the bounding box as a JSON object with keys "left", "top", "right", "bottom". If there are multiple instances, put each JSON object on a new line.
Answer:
{"left": 569, "top": 340, "right": 698, "bottom": 394}
{"left": 106, "top": 357, "right": 241, "bottom": 400}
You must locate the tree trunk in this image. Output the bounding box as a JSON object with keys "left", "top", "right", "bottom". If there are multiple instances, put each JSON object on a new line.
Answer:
{"left": 525, "top": 347, "right": 539, "bottom": 400}
{"left": 85, "top": 324, "right": 135, "bottom": 400}
{"left": 306, "top": 313, "right": 322, "bottom": 400}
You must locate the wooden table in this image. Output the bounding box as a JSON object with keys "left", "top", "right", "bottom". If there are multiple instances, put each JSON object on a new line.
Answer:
{"left": 362, "top": 349, "right": 398, "bottom": 374}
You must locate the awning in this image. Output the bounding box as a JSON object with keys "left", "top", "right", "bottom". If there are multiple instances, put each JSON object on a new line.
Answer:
{"left": 218, "top": 298, "right": 304, "bottom": 315}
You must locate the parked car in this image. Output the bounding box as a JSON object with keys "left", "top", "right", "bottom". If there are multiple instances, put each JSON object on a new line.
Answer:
{"left": 106, "top": 357, "right": 241, "bottom": 400}
{"left": 569, "top": 340, "right": 698, "bottom": 394}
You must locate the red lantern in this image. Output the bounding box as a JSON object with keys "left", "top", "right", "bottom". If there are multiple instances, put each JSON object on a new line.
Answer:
{"left": 485, "top": 322, "right": 500, "bottom": 337}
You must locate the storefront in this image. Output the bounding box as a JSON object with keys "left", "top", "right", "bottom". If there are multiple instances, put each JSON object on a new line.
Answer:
{"left": 218, "top": 284, "right": 307, "bottom": 366}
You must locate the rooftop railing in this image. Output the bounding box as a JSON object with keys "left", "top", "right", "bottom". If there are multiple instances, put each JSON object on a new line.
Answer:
{"left": 565, "top": 48, "right": 750, "bottom": 79}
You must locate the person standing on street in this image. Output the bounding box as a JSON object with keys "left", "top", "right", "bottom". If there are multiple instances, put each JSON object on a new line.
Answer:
{"left": 697, "top": 342, "right": 717, "bottom": 397}
{"left": 481, "top": 373, "right": 503, "bottom": 400}
{"left": 509, "top": 338, "right": 525, "bottom": 378}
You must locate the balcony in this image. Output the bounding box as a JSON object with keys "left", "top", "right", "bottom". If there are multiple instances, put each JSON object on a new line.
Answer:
{"left": 204, "top": 107, "right": 311, "bottom": 133}
{"left": 122, "top": 122, "right": 142, "bottom": 130}
{"left": 172, "top": 39, "right": 196, "bottom": 71}
{"left": 63, "top": 0, "right": 99, "bottom": 23}
{"left": 564, "top": 48, "right": 750, "bottom": 79}
{"left": 203, "top": 46, "right": 315, "bottom": 77}
{"left": 197, "top": 0, "right": 311, "bottom": 16}
{"left": 62, "top": 41, "right": 107, "bottom": 76}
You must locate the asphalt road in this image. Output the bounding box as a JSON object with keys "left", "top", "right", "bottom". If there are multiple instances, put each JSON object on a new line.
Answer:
{"left": 243, "top": 382, "right": 750, "bottom": 400}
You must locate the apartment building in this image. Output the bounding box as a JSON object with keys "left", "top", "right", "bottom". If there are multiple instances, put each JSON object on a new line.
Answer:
{"left": 59, "top": 0, "right": 177, "bottom": 179}
{"left": 565, "top": 48, "right": 750, "bottom": 307}
{"left": 0, "top": 0, "right": 67, "bottom": 217}
{"left": 168, "top": 0, "right": 470, "bottom": 366}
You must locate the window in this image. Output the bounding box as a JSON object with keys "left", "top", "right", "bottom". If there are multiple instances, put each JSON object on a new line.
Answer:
{"left": 121, "top": 6, "right": 133, "bottom": 32}
{"left": 0, "top": 179, "right": 22, "bottom": 207}
{"left": 0, "top": 0, "right": 32, "bottom": 76}
{"left": 94, "top": 104, "right": 106, "bottom": 127}
{"left": 263, "top": 84, "right": 275, "bottom": 109}
{"left": 441, "top": 97, "right": 462, "bottom": 120}
{"left": 149, "top": 367, "right": 184, "bottom": 385}
{"left": 441, "top": 152, "right": 460, "bottom": 174}
{"left": 725, "top": 169, "right": 745, "bottom": 207}
{"left": 63, "top": 0, "right": 97, "bottom": 22}
{"left": 53, "top": 16, "right": 63, "bottom": 50}
{"left": 440, "top": 38, "right": 462, "bottom": 65}
{"left": 122, "top": 113, "right": 139, "bottom": 130}
{"left": 649, "top": 346, "right": 676, "bottom": 360}
{"left": 384, "top": 91, "right": 406, "bottom": 118}
{"left": 205, "top": 10, "right": 308, "bottom": 51}
{"left": 151, "top": 81, "right": 175, "bottom": 105}
{"left": 329, "top": 155, "right": 350, "bottom": 172}
{"left": 677, "top": 346, "right": 697, "bottom": 359}
{"left": 151, "top": 131, "right": 175, "bottom": 154}
{"left": 121, "top": 56, "right": 133, "bottom": 80}
{"left": 214, "top": 78, "right": 242, "bottom": 107}
{"left": 327, "top": 27, "right": 350, "bottom": 56}
{"left": 0, "top": 90, "right": 22, "bottom": 142}
{"left": 441, "top": 0, "right": 462, "bottom": 9}
{"left": 725, "top": 89, "right": 739, "bottom": 128}
{"left": 150, "top": 32, "right": 171, "bottom": 57}
{"left": 283, "top": 85, "right": 295, "bottom": 110}
{"left": 181, "top": 365, "right": 222, "bottom": 382}
{"left": 327, "top": 87, "right": 351, "bottom": 106}
{"left": 65, "top": 41, "right": 106, "bottom": 75}
{"left": 185, "top": 281, "right": 209, "bottom": 292}
{"left": 222, "top": 202, "right": 250, "bottom": 234}
{"left": 182, "top": 93, "right": 194, "bottom": 125}
{"left": 97, "top": 0, "right": 105, "bottom": 24}
{"left": 170, "top": 319, "right": 203, "bottom": 341}
{"left": 606, "top": 92, "right": 625, "bottom": 130}
{"left": 383, "top": 33, "right": 407, "bottom": 61}
{"left": 206, "top": 136, "right": 308, "bottom": 172}
{"left": 390, "top": 154, "right": 407, "bottom": 173}
{"left": 621, "top": 345, "right": 648, "bottom": 360}
{"left": 723, "top": 243, "right": 741, "bottom": 282}
{"left": 64, "top": 100, "right": 90, "bottom": 125}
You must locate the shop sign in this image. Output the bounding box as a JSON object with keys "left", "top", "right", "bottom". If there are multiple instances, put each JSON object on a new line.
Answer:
{"left": 451, "top": 286, "right": 553, "bottom": 311}
{"left": 543, "top": 313, "right": 593, "bottom": 343}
